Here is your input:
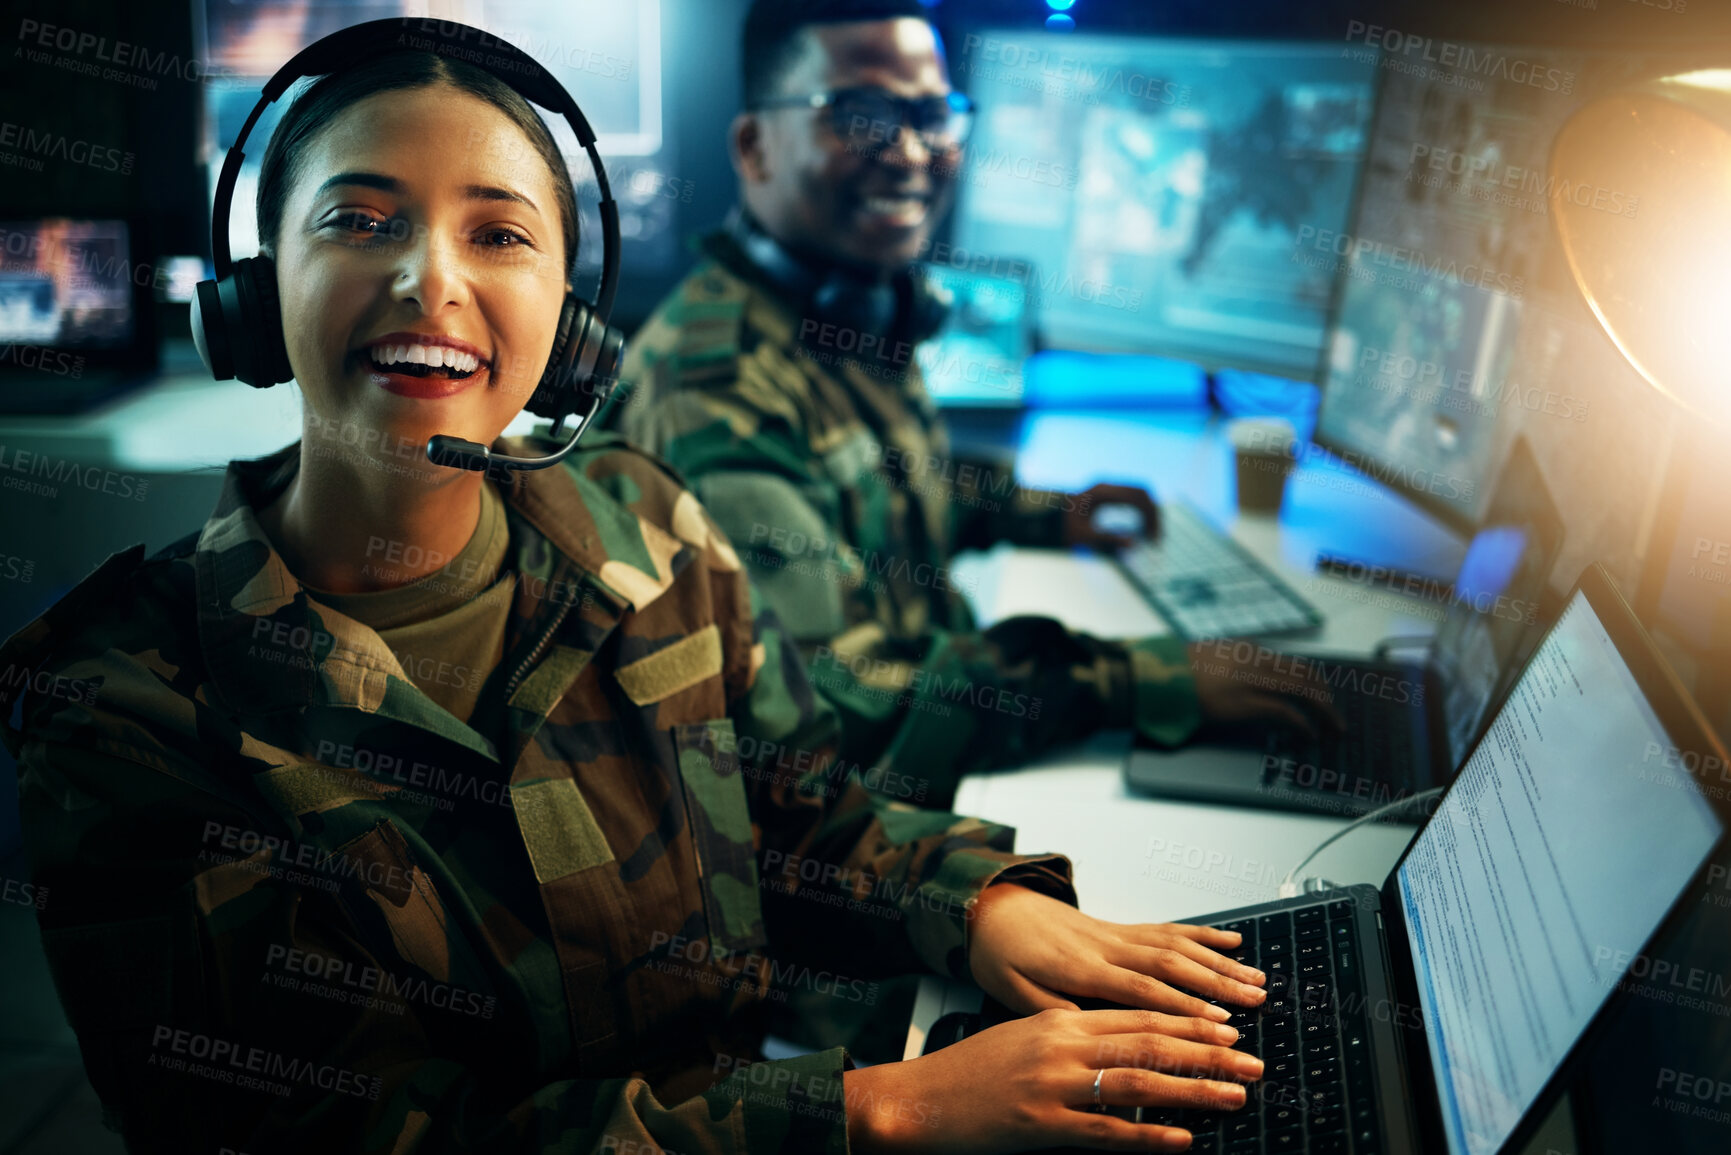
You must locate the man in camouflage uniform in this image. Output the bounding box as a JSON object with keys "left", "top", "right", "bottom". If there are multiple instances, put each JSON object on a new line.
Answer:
{"left": 0, "top": 429, "right": 1079, "bottom": 1153}
{"left": 618, "top": 0, "right": 1321, "bottom": 818}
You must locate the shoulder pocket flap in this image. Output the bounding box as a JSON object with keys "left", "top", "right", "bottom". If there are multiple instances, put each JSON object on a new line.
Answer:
{"left": 514, "top": 776, "right": 615, "bottom": 884}
{"left": 255, "top": 762, "right": 395, "bottom": 834}
{"left": 615, "top": 624, "right": 722, "bottom": 706}
{"left": 508, "top": 644, "right": 598, "bottom": 718}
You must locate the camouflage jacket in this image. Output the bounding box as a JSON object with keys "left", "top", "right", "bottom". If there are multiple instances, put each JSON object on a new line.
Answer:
{"left": 617, "top": 232, "right": 1202, "bottom": 809}
{"left": 0, "top": 432, "right": 1076, "bottom": 1154}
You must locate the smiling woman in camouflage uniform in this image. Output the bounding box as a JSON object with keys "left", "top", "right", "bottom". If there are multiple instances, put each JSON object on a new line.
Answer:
{"left": 0, "top": 34, "right": 1267, "bottom": 1155}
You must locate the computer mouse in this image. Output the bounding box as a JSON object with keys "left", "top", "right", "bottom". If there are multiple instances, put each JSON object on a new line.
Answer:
{"left": 1093, "top": 502, "right": 1147, "bottom": 538}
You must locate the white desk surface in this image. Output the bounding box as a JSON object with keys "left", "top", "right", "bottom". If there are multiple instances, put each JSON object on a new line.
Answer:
{"left": 905, "top": 409, "right": 1466, "bottom": 1062}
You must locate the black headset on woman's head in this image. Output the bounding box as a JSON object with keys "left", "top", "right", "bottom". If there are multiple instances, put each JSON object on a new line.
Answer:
{"left": 191, "top": 18, "right": 625, "bottom": 475}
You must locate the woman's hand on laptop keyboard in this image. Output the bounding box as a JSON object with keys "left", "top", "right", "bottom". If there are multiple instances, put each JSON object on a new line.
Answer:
{"left": 842, "top": 1007, "right": 1261, "bottom": 1153}
{"left": 967, "top": 882, "right": 1268, "bottom": 1018}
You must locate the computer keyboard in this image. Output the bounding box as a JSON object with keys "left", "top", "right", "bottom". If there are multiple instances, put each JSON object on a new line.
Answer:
{"left": 1258, "top": 681, "right": 1419, "bottom": 792}
{"left": 1142, "top": 899, "right": 1384, "bottom": 1153}
{"left": 1117, "top": 501, "right": 1323, "bottom": 640}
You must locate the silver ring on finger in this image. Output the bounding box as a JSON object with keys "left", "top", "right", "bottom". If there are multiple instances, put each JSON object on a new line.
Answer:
{"left": 1092, "top": 1067, "right": 1106, "bottom": 1111}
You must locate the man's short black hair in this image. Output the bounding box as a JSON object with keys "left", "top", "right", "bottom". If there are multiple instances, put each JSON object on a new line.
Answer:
{"left": 742, "top": 0, "right": 934, "bottom": 109}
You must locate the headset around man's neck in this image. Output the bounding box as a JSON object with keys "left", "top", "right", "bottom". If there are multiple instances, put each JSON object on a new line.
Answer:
{"left": 190, "top": 18, "right": 625, "bottom": 476}
{"left": 721, "top": 207, "right": 952, "bottom": 350}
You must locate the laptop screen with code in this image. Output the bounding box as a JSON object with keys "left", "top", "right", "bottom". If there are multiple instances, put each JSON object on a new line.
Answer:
{"left": 1398, "top": 590, "right": 1722, "bottom": 1155}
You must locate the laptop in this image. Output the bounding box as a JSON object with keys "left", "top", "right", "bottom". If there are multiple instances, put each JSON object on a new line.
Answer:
{"left": 931, "top": 563, "right": 1728, "bottom": 1155}
{"left": 0, "top": 218, "right": 158, "bottom": 413}
{"left": 1125, "top": 438, "right": 1561, "bottom": 818}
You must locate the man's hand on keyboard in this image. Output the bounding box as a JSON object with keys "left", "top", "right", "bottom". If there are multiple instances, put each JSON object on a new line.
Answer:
{"left": 966, "top": 882, "right": 1268, "bottom": 1018}
{"left": 1063, "top": 482, "right": 1161, "bottom": 550}
{"left": 1187, "top": 640, "right": 1347, "bottom": 737}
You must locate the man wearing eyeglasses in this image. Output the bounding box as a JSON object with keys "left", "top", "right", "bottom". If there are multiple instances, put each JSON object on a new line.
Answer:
{"left": 619, "top": 0, "right": 1328, "bottom": 833}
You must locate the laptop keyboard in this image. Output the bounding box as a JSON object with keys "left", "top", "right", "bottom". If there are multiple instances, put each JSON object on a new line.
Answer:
{"left": 1143, "top": 899, "right": 1385, "bottom": 1154}
{"left": 1259, "top": 677, "right": 1419, "bottom": 794}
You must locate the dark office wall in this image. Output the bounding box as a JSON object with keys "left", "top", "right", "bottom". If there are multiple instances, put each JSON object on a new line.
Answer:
{"left": 8, "top": 0, "right": 1723, "bottom": 333}
{"left": 1, "top": 0, "right": 203, "bottom": 254}
{"left": 0, "top": 0, "right": 757, "bottom": 331}
{"left": 608, "top": 0, "right": 746, "bottom": 322}
{"left": 937, "top": 0, "right": 1730, "bottom": 46}
{"left": 0, "top": 0, "right": 755, "bottom": 332}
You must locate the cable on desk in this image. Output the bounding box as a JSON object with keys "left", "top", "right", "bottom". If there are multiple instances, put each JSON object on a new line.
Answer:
{"left": 1276, "top": 787, "right": 1445, "bottom": 898}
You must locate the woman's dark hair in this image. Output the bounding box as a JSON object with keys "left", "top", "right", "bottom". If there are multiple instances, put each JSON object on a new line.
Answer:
{"left": 255, "top": 51, "right": 578, "bottom": 275}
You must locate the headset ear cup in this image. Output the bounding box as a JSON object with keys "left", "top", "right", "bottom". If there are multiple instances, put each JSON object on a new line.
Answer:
{"left": 525, "top": 294, "right": 581, "bottom": 419}
{"left": 249, "top": 257, "right": 294, "bottom": 386}
{"left": 817, "top": 278, "right": 902, "bottom": 348}
{"left": 526, "top": 299, "right": 625, "bottom": 428}
{"left": 191, "top": 278, "right": 232, "bottom": 379}
{"left": 905, "top": 265, "right": 953, "bottom": 345}
{"left": 591, "top": 324, "right": 624, "bottom": 400}
{"left": 225, "top": 256, "right": 291, "bottom": 388}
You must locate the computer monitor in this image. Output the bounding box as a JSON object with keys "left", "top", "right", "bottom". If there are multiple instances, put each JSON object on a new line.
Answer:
{"left": 195, "top": 0, "right": 673, "bottom": 272}
{"left": 0, "top": 218, "right": 160, "bottom": 413}
{"left": 1648, "top": 451, "right": 1731, "bottom": 643}
{"left": 916, "top": 263, "right": 1033, "bottom": 407}
{"left": 1430, "top": 437, "right": 1562, "bottom": 768}
{"left": 1631, "top": 422, "right": 1731, "bottom": 739}
{"left": 0, "top": 220, "right": 135, "bottom": 349}
{"left": 1311, "top": 44, "right": 1688, "bottom": 533}
{"left": 945, "top": 33, "right": 1377, "bottom": 379}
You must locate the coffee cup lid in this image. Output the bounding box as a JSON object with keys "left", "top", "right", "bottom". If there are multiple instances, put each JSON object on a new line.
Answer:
{"left": 1228, "top": 416, "right": 1298, "bottom": 452}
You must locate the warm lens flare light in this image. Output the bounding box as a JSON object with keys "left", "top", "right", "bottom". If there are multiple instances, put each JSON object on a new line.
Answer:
{"left": 1549, "top": 70, "right": 1731, "bottom": 424}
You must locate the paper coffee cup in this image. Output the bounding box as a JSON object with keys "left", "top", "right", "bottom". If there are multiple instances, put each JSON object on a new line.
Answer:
{"left": 1229, "top": 417, "right": 1298, "bottom": 513}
